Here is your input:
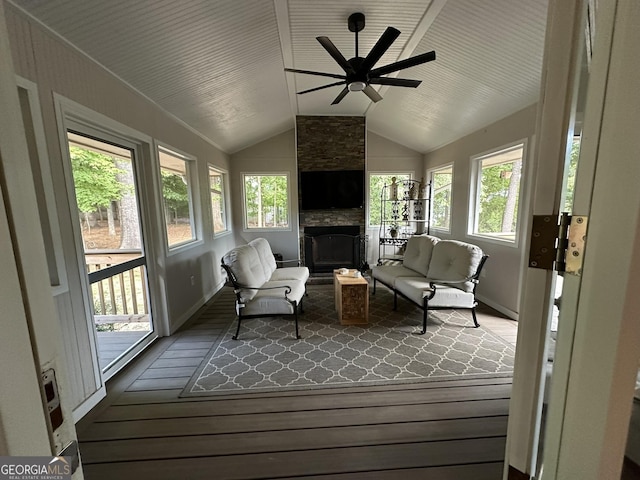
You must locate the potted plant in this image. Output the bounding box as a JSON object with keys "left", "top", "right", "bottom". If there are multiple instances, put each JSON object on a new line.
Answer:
{"left": 389, "top": 223, "right": 399, "bottom": 238}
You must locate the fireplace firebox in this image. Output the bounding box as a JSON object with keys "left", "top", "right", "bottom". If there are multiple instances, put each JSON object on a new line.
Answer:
{"left": 304, "top": 226, "right": 362, "bottom": 273}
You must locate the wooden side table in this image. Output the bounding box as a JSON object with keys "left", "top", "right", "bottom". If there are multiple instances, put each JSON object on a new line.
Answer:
{"left": 333, "top": 269, "right": 369, "bottom": 325}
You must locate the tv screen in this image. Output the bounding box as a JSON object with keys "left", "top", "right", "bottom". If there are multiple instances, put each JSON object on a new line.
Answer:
{"left": 300, "top": 170, "right": 364, "bottom": 210}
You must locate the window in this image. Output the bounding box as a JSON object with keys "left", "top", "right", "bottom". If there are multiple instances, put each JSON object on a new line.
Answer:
{"left": 242, "top": 173, "right": 289, "bottom": 230}
{"left": 430, "top": 165, "right": 453, "bottom": 232}
{"left": 562, "top": 136, "right": 581, "bottom": 214}
{"left": 470, "top": 142, "right": 525, "bottom": 242}
{"left": 208, "top": 166, "right": 229, "bottom": 235}
{"left": 158, "top": 146, "right": 197, "bottom": 248}
{"left": 368, "top": 173, "right": 411, "bottom": 227}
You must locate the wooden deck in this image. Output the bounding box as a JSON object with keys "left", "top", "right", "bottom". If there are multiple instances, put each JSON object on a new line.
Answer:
{"left": 78, "top": 290, "right": 518, "bottom": 479}
{"left": 96, "top": 330, "right": 149, "bottom": 370}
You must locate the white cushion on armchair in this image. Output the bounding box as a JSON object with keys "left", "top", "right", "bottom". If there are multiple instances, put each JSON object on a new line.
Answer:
{"left": 249, "top": 237, "right": 309, "bottom": 283}
{"left": 427, "top": 240, "right": 484, "bottom": 293}
{"left": 249, "top": 238, "right": 277, "bottom": 279}
{"left": 240, "top": 280, "right": 306, "bottom": 316}
{"left": 222, "top": 244, "right": 266, "bottom": 301}
{"left": 402, "top": 234, "right": 439, "bottom": 276}
{"left": 394, "top": 277, "right": 476, "bottom": 308}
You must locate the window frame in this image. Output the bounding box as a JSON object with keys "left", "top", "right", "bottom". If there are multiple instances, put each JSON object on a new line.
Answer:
{"left": 468, "top": 139, "right": 527, "bottom": 246}
{"left": 156, "top": 143, "right": 201, "bottom": 252}
{"left": 208, "top": 165, "right": 231, "bottom": 237}
{"left": 428, "top": 163, "right": 454, "bottom": 234}
{"left": 241, "top": 171, "right": 291, "bottom": 232}
{"left": 367, "top": 171, "right": 413, "bottom": 228}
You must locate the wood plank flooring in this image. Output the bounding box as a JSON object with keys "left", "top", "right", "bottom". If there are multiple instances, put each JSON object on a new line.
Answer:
{"left": 96, "top": 330, "right": 149, "bottom": 369}
{"left": 77, "top": 287, "right": 517, "bottom": 479}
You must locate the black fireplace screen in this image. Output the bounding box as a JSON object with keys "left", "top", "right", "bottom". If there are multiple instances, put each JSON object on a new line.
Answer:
{"left": 304, "top": 226, "right": 362, "bottom": 273}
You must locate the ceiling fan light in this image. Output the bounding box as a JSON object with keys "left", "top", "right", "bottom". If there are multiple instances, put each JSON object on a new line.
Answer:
{"left": 348, "top": 81, "right": 366, "bottom": 92}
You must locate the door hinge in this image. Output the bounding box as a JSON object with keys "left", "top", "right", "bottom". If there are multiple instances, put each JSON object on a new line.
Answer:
{"left": 529, "top": 213, "right": 588, "bottom": 275}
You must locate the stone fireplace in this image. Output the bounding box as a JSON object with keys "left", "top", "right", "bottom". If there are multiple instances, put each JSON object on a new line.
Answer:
{"left": 296, "top": 116, "right": 366, "bottom": 271}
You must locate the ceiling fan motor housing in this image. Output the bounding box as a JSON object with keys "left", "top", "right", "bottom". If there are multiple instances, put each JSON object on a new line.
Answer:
{"left": 346, "top": 57, "right": 368, "bottom": 89}
{"left": 348, "top": 12, "right": 365, "bottom": 33}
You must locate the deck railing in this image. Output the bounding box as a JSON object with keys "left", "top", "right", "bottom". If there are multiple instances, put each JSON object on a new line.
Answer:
{"left": 85, "top": 251, "right": 149, "bottom": 320}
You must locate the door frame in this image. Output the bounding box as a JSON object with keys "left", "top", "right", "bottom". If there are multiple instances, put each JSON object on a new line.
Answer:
{"left": 506, "top": 0, "right": 640, "bottom": 477}
{"left": 54, "top": 95, "right": 169, "bottom": 387}
{"left": 544, "top": 0, "right": 640, "bottom": 476}
{"left": 505, "top": 1, "right": 589, "bottom": 472}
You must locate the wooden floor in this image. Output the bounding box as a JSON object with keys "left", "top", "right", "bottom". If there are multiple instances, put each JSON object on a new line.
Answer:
{"left": 96, "top": 330, "right": 149, "bottom": 370}
{"left": 77, "top": 289, "right": 518, "bottom": 479}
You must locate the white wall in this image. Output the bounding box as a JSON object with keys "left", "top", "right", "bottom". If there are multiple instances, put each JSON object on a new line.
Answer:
{"left": 229, "top": 129, "right": 300, "bottom": 261}
{"left": 424, "top": 104, "right": 538, "bottom": 317}
{"left": 4, "top": 2, "right": 236, "bottom": 414}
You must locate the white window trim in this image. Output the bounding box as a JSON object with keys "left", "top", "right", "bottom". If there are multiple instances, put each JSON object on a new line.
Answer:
{"left": 208, "top": 164, "right": 231, "bottom": 238}
{"left": 17, "top": 76, "right": 69, "bottom": 296}
{"left": 428, "top": 163, "right": 454, "bottom": 234}
{"left": 467, "top": 139, "right": 528, "bottom": 247}
{"left": 155, "top": 142, "right": 202, "bottom": 253}
{"left": 367, "top": 171, "right": 414, "bottom": 228}
{"left": 241, "top": 171, "right": 292, "bottom": 232}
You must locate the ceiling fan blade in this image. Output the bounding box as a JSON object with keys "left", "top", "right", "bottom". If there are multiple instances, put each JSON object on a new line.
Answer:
{"left": 359, "top": 27, "right": 400, "bottom": 73}
{"left": 369, "top": 77, "right": 422, "bottom": 88}
{"left": 331, "top": 87, "right": 350, "bottom": 105}
{"left": 370, "top": 50, "right": 436, "bottom": 77}
{"left": 297, "top": 81, "right": 346, "bottom": 95}
{"left": 363, "top": 85, "right": 383, "bottom": 103}
{"left": 284, "top": 68, "right": 345, "bottom": 80}
{"left": 317, "top": 36, "right": 355, "bottom": 74}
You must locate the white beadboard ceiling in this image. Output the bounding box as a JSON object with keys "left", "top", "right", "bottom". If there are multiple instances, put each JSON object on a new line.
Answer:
{"left": 10, "top": 0, "right": 549, "bottom": 153}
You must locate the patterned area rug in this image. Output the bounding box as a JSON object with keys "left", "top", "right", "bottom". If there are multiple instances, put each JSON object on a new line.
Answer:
{"left": 181, "top": 284, "right": 515, "bottom": 397}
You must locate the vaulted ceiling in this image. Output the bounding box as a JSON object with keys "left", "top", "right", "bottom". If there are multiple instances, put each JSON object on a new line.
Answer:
{"left": 10, "top": 0, "right": 549, "bottom": 153}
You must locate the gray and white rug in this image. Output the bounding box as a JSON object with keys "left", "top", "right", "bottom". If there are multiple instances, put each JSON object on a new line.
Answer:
{"left": 181, "top": 284, "right": 514, "bottom": 397}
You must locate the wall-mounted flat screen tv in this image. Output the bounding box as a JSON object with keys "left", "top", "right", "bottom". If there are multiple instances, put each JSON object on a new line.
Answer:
{"left": 300, "top": 169, "right": 364, "bottom": 210}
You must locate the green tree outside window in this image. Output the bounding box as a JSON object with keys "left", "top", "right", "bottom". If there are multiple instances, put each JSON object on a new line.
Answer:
{"left": 243, "top": 174, "right": 289, "bottom": 229}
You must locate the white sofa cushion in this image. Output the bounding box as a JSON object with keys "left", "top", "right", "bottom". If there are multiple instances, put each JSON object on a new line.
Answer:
{"left": 372, "top": 264, "right": 420, "bottom": 287}
{"left": 240, "top": 280, "right": 306, "bottom": 316}
{"left": 270, "top": 266, "right": 310, "bottom": 283}
{"left": 222, "top": 244, "right": 267, "bottom": 301}
{"left": 427, "top": 240, "right": 483, "bottom": 293}
{"left": 249, "top": 238, "right": 277, "bottom": 279}
{"left": 402, "top": 235, "right": 439, "bottom": 276}
{"left": 395, "top": 277, "right": 476, "bottom": 308}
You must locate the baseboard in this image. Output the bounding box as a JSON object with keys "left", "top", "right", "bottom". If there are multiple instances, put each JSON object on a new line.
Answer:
{"left": 476, "top": 294, "right": 519, "bottom": 321}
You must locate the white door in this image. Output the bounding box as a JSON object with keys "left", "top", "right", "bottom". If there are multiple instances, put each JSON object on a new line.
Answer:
{"left": 63, "top": 124, "right": 158, "bottom": 382}
{"left": 506, "top": 0, "right": 640, "bottom": 478}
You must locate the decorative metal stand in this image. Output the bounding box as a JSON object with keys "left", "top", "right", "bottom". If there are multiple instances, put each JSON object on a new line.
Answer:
{"left": 378, "top": 179, "right": 431, "bottom": 264}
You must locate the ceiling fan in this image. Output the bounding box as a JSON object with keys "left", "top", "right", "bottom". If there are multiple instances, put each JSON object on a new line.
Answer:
{"left": 285, "top": 12, "right": 436, "bottom": 105}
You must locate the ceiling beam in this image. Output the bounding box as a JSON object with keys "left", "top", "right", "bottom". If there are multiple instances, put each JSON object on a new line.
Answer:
{"left": 274, "top": 0, "right": 299, "bottom": 116}
{"left": 365, "top": 0, "right": 448, "bottom": 115}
